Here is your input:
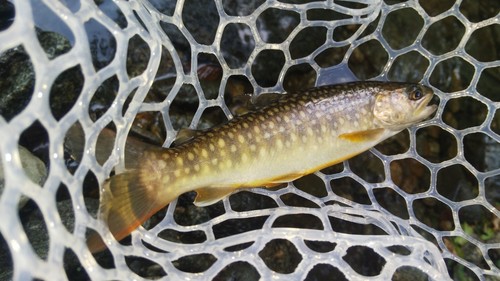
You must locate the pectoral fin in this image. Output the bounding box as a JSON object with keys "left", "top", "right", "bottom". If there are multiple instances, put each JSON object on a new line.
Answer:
{"left": 194, "top": 187, "right": 237, "bottom": 207}
{"left": 339, "top": 128, "right": 384, "bottom": 142}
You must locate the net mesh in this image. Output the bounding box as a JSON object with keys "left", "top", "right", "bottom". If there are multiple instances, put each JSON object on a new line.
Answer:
{"left": 0, "top": 0, "right": 499, "bottom": 280}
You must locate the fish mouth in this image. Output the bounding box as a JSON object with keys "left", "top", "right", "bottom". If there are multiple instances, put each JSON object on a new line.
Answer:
{"left": 414, "top": 91, "right": 437, "bottom": 119}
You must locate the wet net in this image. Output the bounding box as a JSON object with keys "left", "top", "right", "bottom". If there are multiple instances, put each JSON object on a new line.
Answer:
{"left": 0, "top": 0, "right": 499, "bottom": 280}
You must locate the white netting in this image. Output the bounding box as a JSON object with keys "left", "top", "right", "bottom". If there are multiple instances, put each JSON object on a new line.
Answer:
{"left": 0, "top": 0, "right": 499, "bottom": 280}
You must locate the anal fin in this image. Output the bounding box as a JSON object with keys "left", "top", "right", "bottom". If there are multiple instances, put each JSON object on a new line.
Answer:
{"left": 339, "top": 128, "right": 384, "bottom": 142}
{"left": 194, "top": 187, "right": 237, "bottom": 207}
{"left": 194, "top": 172, "right": 307, "bottom": 206}
{"left": 263, "top": 172, "right": 304, "bottom": 187}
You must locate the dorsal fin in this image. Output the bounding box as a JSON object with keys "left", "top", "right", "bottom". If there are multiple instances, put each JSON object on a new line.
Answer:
{"left": 252, "top": 92, "right": 283, "bottom": 108}
{"left": 172, "top": 128, "right": 199, "bottom": 146}
{"left": 229, "top": 92, "right": 284, "bottom": 117}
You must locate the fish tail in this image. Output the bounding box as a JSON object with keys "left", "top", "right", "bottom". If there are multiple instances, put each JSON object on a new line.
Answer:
{"left": 87, "top": 169, "right": 166, "bottom": 252}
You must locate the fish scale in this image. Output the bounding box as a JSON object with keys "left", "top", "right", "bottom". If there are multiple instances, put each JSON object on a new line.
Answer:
{"left": 87, "top": 81, "right": 437, "bottom": 252}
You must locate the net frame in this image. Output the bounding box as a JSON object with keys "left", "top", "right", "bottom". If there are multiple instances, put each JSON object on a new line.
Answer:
{"left": 0, "top": 0, "right": 499, "bottom": 280}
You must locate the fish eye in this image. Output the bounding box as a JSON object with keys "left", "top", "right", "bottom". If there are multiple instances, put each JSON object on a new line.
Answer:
{"left": 408, "top": 86, "right": 423, "bottom": 101}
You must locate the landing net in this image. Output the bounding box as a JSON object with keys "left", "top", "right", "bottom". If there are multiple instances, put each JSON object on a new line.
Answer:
{"left": 0, "top": 0, "right": 499, "bottom": 280}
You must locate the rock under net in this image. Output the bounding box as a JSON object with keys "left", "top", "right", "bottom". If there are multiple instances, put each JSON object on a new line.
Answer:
{"left": 0, "top": 0, "right": 499, "bottom": 280}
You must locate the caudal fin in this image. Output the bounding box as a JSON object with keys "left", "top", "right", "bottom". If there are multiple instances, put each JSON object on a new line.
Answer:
{"left": 87, "top": 169, "right": 165, "bottom": 252}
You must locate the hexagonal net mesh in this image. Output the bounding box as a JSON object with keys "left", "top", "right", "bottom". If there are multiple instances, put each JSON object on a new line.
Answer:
{"left": 0, "top": 0, "right": 499, "bottom": 280}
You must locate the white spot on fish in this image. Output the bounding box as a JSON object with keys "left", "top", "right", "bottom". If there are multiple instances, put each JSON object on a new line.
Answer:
{"left": 162, "top": 175, "right": 170, "bottom": 185}
{"left": 242, "top": 153, "right": 248, "bottom": 163}
{"left": 307, "top": 127, "right": 313, "bottom": 136}
{"left": 276, "top": 139, "right": 283, "bottom": 149}
{"left": 218, "top": 138, "right": 225, "bottom": 148}
{"left": 259, "top": 147, "right": 266, "bottom": 157}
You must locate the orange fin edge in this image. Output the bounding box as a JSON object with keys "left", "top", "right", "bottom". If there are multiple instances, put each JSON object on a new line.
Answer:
{"left": 87, "top": 170, "right": 167, "bottom": 253}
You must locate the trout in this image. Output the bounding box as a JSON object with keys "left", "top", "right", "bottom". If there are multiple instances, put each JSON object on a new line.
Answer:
{"left": 88, "top": 81, "right": 437, "bottom": 251}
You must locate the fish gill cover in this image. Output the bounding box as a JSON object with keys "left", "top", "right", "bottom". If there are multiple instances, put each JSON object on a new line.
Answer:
{"left": 0, "top": 0, "right": 499, "bottom": 280}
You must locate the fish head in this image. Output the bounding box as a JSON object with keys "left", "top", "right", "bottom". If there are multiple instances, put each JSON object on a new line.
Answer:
{"left": 373, "top": 84, "right": 437, "bottom": 131}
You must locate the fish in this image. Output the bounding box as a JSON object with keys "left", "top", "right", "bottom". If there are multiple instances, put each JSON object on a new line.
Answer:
{"left": 87, "top": 81, "right": 437, "bottom": 252}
